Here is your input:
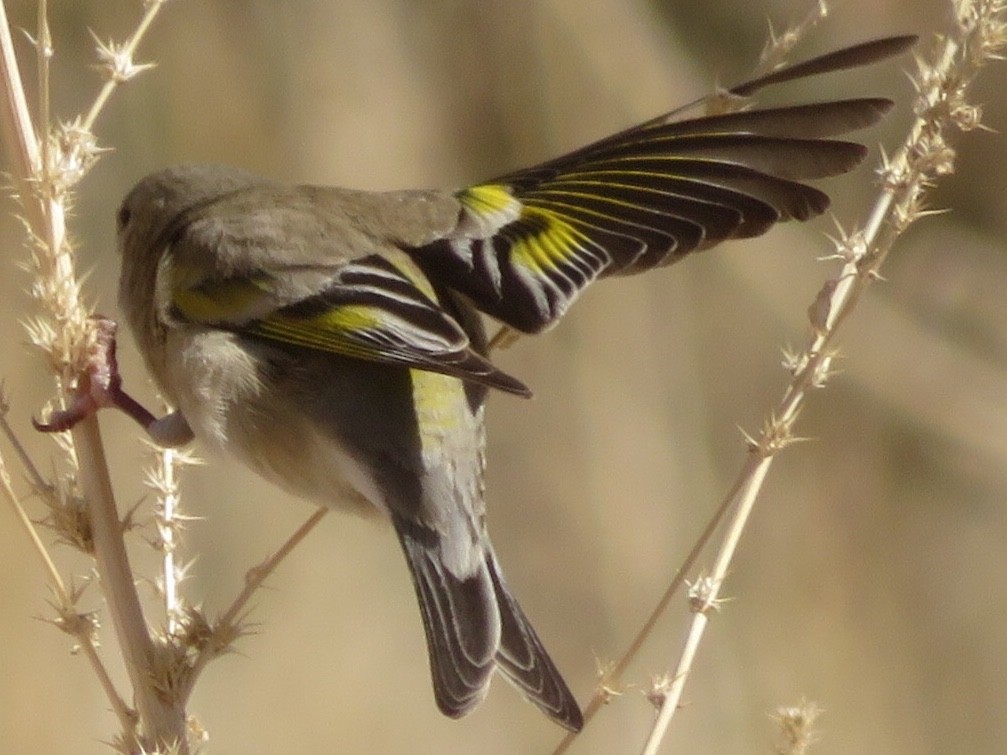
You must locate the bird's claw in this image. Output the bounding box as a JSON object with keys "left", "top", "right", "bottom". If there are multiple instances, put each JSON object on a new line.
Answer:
{"left": 33, "top": 315, "right": 159, "bottom": 435}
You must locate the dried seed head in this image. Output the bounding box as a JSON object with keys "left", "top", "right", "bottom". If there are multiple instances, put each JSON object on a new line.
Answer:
{"left": 772, "top": 698, "right": 824, "bottom": 755}
{"left": 91, "top": 32, "right": 156, "bottom": 83}
{"left": 645, "top": 673, "right": 674, "bottom": 710}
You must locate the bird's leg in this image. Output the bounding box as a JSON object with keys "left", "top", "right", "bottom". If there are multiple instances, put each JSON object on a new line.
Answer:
{"left": 487, "top": 324, "right": 522, "bottom": 352}
{"left": 33, "top": 315, "right": 194, "bottom": 447}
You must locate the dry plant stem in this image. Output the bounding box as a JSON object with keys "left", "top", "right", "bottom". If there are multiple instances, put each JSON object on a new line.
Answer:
{"left": 0, "top": 419, "right": 67, "bottom": 604}
{"left": 0, "top": 397, "right": 48, "bottom": 492}
{"left": 0, "top": 420, "right": 72, "bottom": 654}
{"left": 638, "top": 3, "right": 1006, "bottom": 752}
{"left": 757, "top": 0, "right": 828, "bottom": 74}
{"left": 640, "top": 457, "right": 772, "bottom": 755}
{"left": 553, "top": 13, "right": 839, "bottom": 753}
{"left": 179, "top": 506, "right": 328, "bottom": 702}
{"left": 0, "top": 7, "right": 35, "bottom": 193}
{"left": 4, "top": 1, "right": 321, "bottom": 744}
{"left": 551, "top": 460, "right": 755, "bottom": 755}
{"left": 0, "top": 408, "right": 136, "bottom": 736}
{"left": 157, "top": 448, "right": 183, "bottom": 636}
{"left": 218, "top": 507, "right": 329, "bottom": 630}
{"left": 0, "top": 1, "right": 185, "bottom": 750}
{"left": 74, "top": 418, "right": 187, "bottom": 747}
{"left": 81, "top": 0, "right": 164, "bottom": 133}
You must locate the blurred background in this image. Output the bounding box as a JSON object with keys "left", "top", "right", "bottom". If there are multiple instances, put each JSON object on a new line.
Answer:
{"left": 1, "top": 1, "right": 1005, "bottom": 753}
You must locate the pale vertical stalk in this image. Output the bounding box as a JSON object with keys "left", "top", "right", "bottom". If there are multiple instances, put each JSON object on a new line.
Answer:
{"left": 158, "top": 448, "right": 182, "bottom": 636}
{"left": 0, "top": 408, "right": 136, "bottom": 733}
{"left": 641, "top": 458, "right": 772, "bottom": 755}
{"left": 636, "top": 2, "right": 1006, "bottom": 752}
{"left": 0, "top": 1, "right": 186, "bottom": 750}
{"left": 2, "top": 5, "right": 330, "bottom": 746}
{"left": 74, "top": 418, "right": 187, "bottom": 751}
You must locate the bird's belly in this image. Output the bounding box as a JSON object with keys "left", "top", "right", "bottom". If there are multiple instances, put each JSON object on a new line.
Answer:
{"left": 163, "top": 329, "right": 383, "bottom": 517}
{"left": 232, "top": 421, "right": 381, "bottom": 518}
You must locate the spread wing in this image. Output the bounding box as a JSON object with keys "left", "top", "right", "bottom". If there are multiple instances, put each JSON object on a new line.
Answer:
{"left": 410, "top": 36, "right": 915, "bottom": 333}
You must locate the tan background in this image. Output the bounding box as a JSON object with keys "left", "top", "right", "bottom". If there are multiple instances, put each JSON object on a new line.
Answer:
{"left": 2, "top": 1, "right": 1005, "bottom": 753}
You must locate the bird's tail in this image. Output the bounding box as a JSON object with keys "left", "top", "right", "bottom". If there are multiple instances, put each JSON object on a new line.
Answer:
{"left": 486, "top": 548, "right": 583, "bottom": 731}
{"left": 397, "top": 525, "right": 583, "bottom": 731}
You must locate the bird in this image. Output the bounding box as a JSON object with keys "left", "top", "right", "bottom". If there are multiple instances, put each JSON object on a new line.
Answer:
{"left": 44, "top": 35, "right": 915, "bottom": 732}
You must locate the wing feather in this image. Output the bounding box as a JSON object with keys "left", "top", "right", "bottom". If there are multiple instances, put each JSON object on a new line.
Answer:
{"left": 409, "top": 38, "right": 913, "bottom": 333}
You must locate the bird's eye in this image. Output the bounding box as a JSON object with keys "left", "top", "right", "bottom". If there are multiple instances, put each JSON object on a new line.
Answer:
{"left": 117, "top": 204, "right": 131, "bottom": 230}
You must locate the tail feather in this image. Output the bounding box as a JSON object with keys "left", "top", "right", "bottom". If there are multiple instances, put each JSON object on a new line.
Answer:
{"left": 398, "top": 525, "right": 498, "bottom": 718}
{"left": 487, "top": 550, "right": 584, "bottom": 732}
{"left": 396, "top": 523, "right": 582, "bottom": 730}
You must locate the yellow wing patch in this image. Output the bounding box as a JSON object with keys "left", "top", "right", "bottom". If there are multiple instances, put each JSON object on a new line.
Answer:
{"left": 459, "top": 183, "right": 593, "bottom": 274}
{"left": 171, "top": 275, "right": 273, "bottom": 323}
{"left": 255, "top": 305, "right": 385, "bottom": 359}
{"left": 457, "top": 183, "right": 522, "bottom": 236}
{"left": 509, "top": 207, "right": 590, "bottom": 275}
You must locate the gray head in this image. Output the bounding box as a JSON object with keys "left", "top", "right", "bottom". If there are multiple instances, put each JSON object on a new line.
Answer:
{"left": 115, "top": 164, "right": 268, "bottom": 356}
{"left": 116, "top": 164, "right": 265, "bottom": 255}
